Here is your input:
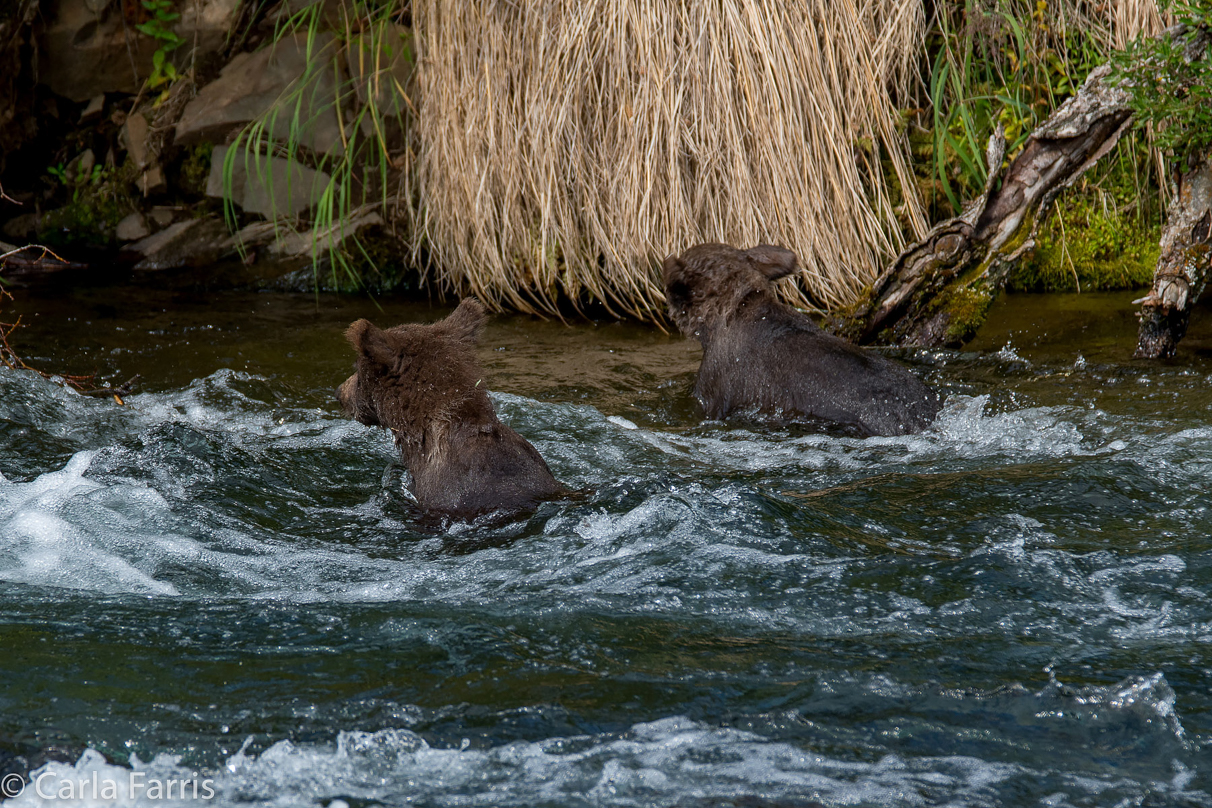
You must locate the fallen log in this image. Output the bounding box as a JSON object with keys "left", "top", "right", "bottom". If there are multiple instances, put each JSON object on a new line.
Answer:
{"left": 1134, "top": 153, "right": 1212, "bottom": 358}
{"left": 77, "top": 375, "right": 142, "bottom": 405}
{"left": 1132, "top": 23, "right": 1212, "bottom": 359}
{"left": 842, "top": 64, "right": 1134, "bottom": 348}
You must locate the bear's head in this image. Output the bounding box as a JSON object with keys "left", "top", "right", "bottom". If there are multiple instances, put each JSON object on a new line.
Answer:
{"left": 663, "top": 243, "right": 798, "bottom": 340}
{"left": 337, "top": 298, "right": 488, "bottom": 437}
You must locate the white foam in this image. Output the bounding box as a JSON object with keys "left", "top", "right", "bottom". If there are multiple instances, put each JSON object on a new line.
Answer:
{"left": 8, "top": 718, "right": 1030, "bottom": 808}
{"left": 0, "top": 367, "right": 1205, "bottom": 651}
{"left": 0, "top": 452, "right": 182, "bottom": 595}
{"left": 925, "top": 395, "right": 1089, "bottom": 459}
{"left": 601, "top": 395, "right": 1102, "bottom": 479}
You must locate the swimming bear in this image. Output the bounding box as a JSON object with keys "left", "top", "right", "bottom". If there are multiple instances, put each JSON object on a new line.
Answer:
{"left": 663, "top": 243, "right": 942, "bottom": 436}
{"left": 337, "top": 299, "right": 566, "bottom": 516}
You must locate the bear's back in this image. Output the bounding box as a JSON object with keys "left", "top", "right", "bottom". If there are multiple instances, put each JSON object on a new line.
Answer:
{"left": 409, "top": 418, "right": 565, "bottom": 516}
{"left": 697, "top": 299, "right": 941, "bottom": 436}
{"left": 340, "top": 302, "right": 567, "bottom": 517}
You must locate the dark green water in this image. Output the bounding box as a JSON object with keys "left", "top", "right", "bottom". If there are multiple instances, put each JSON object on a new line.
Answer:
{"left": 1, "top": 285, "right": 1211, "bottom": 807}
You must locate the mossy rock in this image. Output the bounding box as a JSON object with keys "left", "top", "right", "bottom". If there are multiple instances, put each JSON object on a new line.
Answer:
{"left": 36, "top": 157, "right": 140, "bottom": 248}
{"left": 943, "top": 284, "right": 994, "bottom": 343}
{"left": 37, "top": 188, "right": 136, "bottom": 248}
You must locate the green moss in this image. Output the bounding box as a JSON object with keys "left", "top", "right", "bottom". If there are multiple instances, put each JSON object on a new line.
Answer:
{"left": 176, "top": 142, "right": 214, "bottom": 197}
{"left": 1008, "top": 167, "right": 1161, "bottom": 292}
{"left": 37, "top": 186, "right": 135, "bottom": 247}
{"left": 36, "top": 157, "right": 140, "bottom": 248}
{"left": 942, "top": 284, "right": 993, "bottom": 343}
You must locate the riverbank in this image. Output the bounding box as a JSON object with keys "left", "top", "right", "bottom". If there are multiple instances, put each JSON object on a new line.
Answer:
{"left": 1, "top": 0, "right": 1175, "bottom": 324}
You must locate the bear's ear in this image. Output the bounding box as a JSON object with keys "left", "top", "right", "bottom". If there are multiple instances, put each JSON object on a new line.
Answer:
{"left": 666, "top": 279, "right": 692, "bottom": 314}
{"left": 346, "top": 319, "right": 396, "bottom": 365}
{"left": 441, "top": 298, "right": 486, "bottom": 344}
{"left": 661, "top": 254, "right": 682, "bottom": 284}
{"left": 745, "top": 244, "right": 798, "bottom": 281}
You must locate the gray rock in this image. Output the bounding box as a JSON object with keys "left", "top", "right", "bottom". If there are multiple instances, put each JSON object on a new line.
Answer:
{"left": 115, "top": 212, "right": 150, "bottom": 241}
{"left": 224, "top": 206, "right": 382, "bottom": 256}
{"left": 1, "top": 214, "right": 39, "bottom": 240}
{"left": 228, "top": 221, "right": 279, "bottom": 250}
{"left": 38, "top": 0, "right": 155, "bottom": 100}
{"left": 123, "top": 206, "right": 379, "bottom": 275}
{"left": 120, "top": 113, "right": 150, "bottom": 169}
{"left": 175, "top": 0, "right": 240, "bottom": 50}
{"left": 205, "top": 144, "right": 332, "bottom": 217}
{"left": 129, "top": 217, "right": 233, "bottom": 270}
{"left": 268, "top": 207, "right": 383, "bottom": 257}
{"left": 148, "top": 208, "right": 177, "bottom": 227}
{"left": 346, "top": 24, "right": 412, "bottom": 119}
{"left": 38, "top": 0, "right": 240, "bottom": 101}
{"left": 79, "top": 94, "right": 105, "bottom": 122}
{"left": 176, "top": 33, "right": 350, "bottom": 156}
{"left": 75, "top": 148, "right": 95, "bottom": 179}
{"left": 208, "top": 206, "right": 380, "bottom": 271}
{"left": 138, "top": 165, "right": 167, "bottom": 197}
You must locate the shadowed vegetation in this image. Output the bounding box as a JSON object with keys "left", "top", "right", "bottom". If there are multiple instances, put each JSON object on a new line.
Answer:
{"left": 224, "top": 0, "right": 413, "bottom": 290}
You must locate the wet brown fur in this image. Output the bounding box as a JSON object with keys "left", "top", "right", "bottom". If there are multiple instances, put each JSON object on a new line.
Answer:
{"left": 337, "top": 299, "right": 566, "bottom": 516}
{"left": 664, "top": 243, "right": 942, "bottom": 436}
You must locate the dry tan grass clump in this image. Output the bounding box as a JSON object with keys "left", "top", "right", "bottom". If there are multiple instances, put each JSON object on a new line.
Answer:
{"left": 1110, "top": 0, "right": 1166, "bottom": 48}
{"left": 409, "top": 0, "right": 930, "bottom": 319}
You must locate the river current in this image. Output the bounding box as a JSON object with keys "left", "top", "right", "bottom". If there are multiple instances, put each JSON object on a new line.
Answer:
{"left": 0, "top": 286, "right": 1210, "bottom": 807}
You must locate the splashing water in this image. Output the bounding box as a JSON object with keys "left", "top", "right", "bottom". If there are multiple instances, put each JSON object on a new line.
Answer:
{"left": 1, "top": 289, "right": 1211, "bottom": 807}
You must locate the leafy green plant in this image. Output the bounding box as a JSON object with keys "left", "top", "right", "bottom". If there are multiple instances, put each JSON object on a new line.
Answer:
{"left": 46, "top": 160, "right": 107, "bottom": 201}
{"left": 175, "top": 142, "right": 214, "bottom": 195}
{"left": 136, "top": 0, "right": 185, "bottom": 98}
{"left": 924, "top": 0, "right": 1104, "bottom": 217}
{"left": 1109, "top": 0, "right": 1212, "bottom": 172}
{"left": 46, "top": 163, "right": 68, "bottom": 185}
{"left": 224, "top": 0, "right": 413, "bottom": 291}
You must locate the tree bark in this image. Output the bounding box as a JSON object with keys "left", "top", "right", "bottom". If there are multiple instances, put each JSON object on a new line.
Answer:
{"left": 843, "top": 64, "right": 1133, "bottom": 348}
{"left": 1134, "top": 154, "right": 1212, "bottom": 358}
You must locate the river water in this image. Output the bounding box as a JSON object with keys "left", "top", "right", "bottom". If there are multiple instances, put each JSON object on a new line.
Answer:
{"left": 1, "top": 283, "right": 1210, "bottom": 807}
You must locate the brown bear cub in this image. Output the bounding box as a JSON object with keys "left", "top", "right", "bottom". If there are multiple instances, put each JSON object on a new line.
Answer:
{"left": 664, "top": 243, "right": 942, "bottom": 437}
{"left": 338, "top": 299, "right": 566, "bottom": 516}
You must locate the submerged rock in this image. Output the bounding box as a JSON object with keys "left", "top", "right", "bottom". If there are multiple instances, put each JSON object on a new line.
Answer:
{"left": 128, "top": 217, "right": 231, "bottom": 270}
